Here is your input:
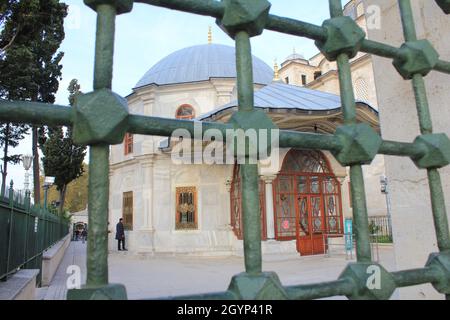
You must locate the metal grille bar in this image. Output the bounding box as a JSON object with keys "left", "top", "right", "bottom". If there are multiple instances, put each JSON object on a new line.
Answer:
{"left": 0, "top": 0, "right": 449, "bottom": 300}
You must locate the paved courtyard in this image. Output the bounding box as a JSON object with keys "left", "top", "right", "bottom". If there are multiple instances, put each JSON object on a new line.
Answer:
{"left": 37, "top": 241, "right": 397, "bottom": 300}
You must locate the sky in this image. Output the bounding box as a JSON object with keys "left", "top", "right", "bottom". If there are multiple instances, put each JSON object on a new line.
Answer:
{"left": 6, "top": 0, "right": 337, "bottom": 191}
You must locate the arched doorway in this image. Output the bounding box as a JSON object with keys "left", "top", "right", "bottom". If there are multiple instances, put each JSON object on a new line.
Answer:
{"left": 230, "top": 164, "right": 267, "bottom": 241}
{"left": 72, "top": 222, "right": 87, "bottom": 241}
{"left": 274, "top": 150, "right": 343, "bottom": 255}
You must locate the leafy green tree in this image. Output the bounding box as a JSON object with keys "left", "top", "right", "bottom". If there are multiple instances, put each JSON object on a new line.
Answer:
{"left": 0, "top": 1, "right": 19, "bottom": 54}
{"left": 0, "top": 0, "right": 68, "bottom": 203}
{"left": 39, "top": 163, "right": 88, "bottom": 213}
{"left": 40, "top": 79, "right": 86, "bottom": 212}
{"left": 0, "top": 0, "right": 29, "bottom": 194}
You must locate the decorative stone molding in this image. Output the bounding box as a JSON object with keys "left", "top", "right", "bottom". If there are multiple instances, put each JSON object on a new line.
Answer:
{"left": 260, "top": 175, "right": 277, "bottom": 183}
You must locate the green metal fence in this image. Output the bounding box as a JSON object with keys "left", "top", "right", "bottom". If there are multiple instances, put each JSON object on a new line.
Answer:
{"left": 369, "top": 215, "right": 393, "bottom": 243}
{"left": 0, "top": 181, "right": 70, "bottom": 286}
{"left": 0, "top": 0, "right": 450, "bottom": 300}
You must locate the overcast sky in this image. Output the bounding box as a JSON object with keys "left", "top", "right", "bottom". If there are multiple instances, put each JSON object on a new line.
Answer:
{"left": 6, "top": 0, "right": 337, "bottom": 191}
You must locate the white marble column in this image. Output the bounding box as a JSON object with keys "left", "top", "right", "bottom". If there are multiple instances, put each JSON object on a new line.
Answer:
{"left": 262, "top": 175, "right": 277, "bottom": 240}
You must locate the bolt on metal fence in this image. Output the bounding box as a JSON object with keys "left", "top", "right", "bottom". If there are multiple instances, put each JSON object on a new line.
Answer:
{"left": 0, "top": 0, "right": 450, "bottom": 300}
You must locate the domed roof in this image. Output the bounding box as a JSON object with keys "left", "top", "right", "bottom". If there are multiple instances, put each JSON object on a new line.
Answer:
{"left": 285, "top": 52, "right": 305, "bottom": 61}
{"left": 135, "top": 44, "right": 274, "bottom": 88}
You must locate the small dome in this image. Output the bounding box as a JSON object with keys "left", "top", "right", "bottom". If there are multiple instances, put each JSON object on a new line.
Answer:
{"left": 284, "top": 52, "right": 306, "bottom": 61}
{"left": 135, "top": 44, "right": 274, "bottom": 88}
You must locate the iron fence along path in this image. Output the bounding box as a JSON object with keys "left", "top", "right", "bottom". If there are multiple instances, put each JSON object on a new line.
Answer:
{"left": 368, "top": 215, "right": 393, "bottom": 243}
{"left": 1, "top": 0, "right": 450, "bottom": 300}
{"left": 0, "top": 181, "right": 70, "bottom": 285}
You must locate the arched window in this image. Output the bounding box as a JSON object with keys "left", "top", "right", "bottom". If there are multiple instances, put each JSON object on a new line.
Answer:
{"left": 281, "top": 150, "right": 332, "bottom": 174}
{"left": 176, "top": 104, "right": 195, "bottom": 120}
{"left": 230, "top": 164, "right": 267, "bottom": 240}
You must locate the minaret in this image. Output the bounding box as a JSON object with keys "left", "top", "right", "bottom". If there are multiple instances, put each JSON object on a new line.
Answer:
{"left": 273, "top": 59, "right": 280, "bottom": 81}
{"left": 208, "top": 26, "right": 212, "bottom": 44}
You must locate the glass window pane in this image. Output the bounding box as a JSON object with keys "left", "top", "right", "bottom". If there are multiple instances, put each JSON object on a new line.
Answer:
{"left": 323, "top": 177, "right": 336, "bottom": 194}
{"left": 297, "top": 176, "right": 307, "bottom": 193}
{"left": 276, "top": 194, "right": 296, "bottom": 238}
{"left": 311, "top": 197, "right": 322, "bottom": 232}
{"left": 310, "top": 176, "right": 320, "bottom": 193}
{"left": 299, "top": 197, "right": 309, "bottom": 236}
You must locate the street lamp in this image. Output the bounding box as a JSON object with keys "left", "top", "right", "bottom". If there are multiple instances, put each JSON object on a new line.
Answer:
{"left": 43, "top": 176, "right": 55, "bottom": 209}
{"left": 22, "top": 154, "right": 33, "bottom": 192}
{"left": 380, "top": 175, "right": 393, "bottom": 237}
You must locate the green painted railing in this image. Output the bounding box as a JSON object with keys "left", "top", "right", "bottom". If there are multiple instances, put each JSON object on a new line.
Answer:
{"left": 0, "top": 0, "right": 450, "bottom": 300}
{"left": 0, "top": 181, "right": 70, "bottom": 285}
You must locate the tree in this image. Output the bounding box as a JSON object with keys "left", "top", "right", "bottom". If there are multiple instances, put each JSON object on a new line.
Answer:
{"left": 39, "top": 163, "right": 88, "bottom": 213}
{"left": 67, "top": 78, "right": 81, "bottom": 106}
{"left": 0, "top": 1, "right": 19, "bottom": 54}
{"left": 40, "top": 79, "right": 86, "bottom": 212}
{"left": 0, "top": 0, "right": 68, "bottom": 203}
{"left": 0, "top": 0, "right": 29, "bottom": 194}
{"left": 0, "top": 123, "right": 28, "bottom": 194}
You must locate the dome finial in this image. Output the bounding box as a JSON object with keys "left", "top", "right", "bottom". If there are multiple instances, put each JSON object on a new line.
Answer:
{"left": 273, "top": 59, "right": 280, "bottom": 81}
{"left": 208, "top": 26, "right": 212, "bottom": 44}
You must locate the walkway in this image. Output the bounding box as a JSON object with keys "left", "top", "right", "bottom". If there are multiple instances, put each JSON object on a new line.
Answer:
{"left": 37, "top": 241, "right": 396, "bottom": 300}
{"left": 36, "top": 240, "right": 87, "bottom": 300}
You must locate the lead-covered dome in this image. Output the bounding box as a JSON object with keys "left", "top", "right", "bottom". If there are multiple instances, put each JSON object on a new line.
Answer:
{"left": 284, "top": 52, "right": 305, "bottom": 61}
{"left": 135, "top": 44, "right": 274, "bottom": 88}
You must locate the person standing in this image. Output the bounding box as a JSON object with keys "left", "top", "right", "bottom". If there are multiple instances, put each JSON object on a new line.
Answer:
{"left": 115, "top": 218, "right": 127, "bottom": 251}
{"left": 81, "top": 229, "right": 87, "bottom": 244}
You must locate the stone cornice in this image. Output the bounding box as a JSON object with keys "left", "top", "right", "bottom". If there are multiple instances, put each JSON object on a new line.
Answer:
{"left": 260, "top": 175, "right": 277, "bottom": 183}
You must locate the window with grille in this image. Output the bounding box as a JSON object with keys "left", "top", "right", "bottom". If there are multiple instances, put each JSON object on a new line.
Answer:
{"left": 122, "top": 191, "right": 133, "bottom": 231}
{"left": 175, "top": 104, "right": 196, "bottom": 120}
{"left": 230, "top": 164, "right": 267, "bottom": 240}
{"left": 124, "top": 133, "right": 133, "bottom": 155}
{"left": 175, "top": 187, "right": 198, "bottom": 230}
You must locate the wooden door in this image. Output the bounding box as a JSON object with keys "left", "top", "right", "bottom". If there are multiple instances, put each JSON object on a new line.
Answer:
{"left": 297, "top": 194, "right": 326, "bottom": 256}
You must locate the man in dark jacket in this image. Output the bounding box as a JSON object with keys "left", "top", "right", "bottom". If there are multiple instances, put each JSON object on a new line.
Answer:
{"left": 115, "top": 218, "right": 127, "bottom": 251}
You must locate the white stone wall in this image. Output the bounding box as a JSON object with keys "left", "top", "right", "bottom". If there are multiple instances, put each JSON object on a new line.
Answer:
{"left": 364, "top": 0, "right": 450, "bottom": 299}
{"left": 109, "top": 153, "right": 236, "bottom": 254}
{"left": 153, "top": 159, "right": 234, "bottom": 253}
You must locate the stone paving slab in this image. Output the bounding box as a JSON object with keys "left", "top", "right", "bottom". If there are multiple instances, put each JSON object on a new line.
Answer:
{"left": 36, "top": 240, "right": 87, "bottom": 300}
{"left": 108, "top": 247, "right": 396, "bottom": 300}
{"left": 37, "top": 241, "right": 396, "bottom": 300}
{"left": 0, "top": 269, "right": 39, "bottom": 300}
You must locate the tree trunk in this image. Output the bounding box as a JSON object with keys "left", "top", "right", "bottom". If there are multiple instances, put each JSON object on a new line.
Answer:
{"left": 59, "top": 184, "right": 67, "bottom": 214}
{"left": 1, "top": 123, "right": 10, "bottom": 195}
{"left": 32, "top": 126, "right": 40, "bottom": 204}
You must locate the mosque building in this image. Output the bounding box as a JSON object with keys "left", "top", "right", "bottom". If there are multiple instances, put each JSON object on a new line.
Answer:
{"left": 108, "top": 0, "right": 386, "bottom": 256}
